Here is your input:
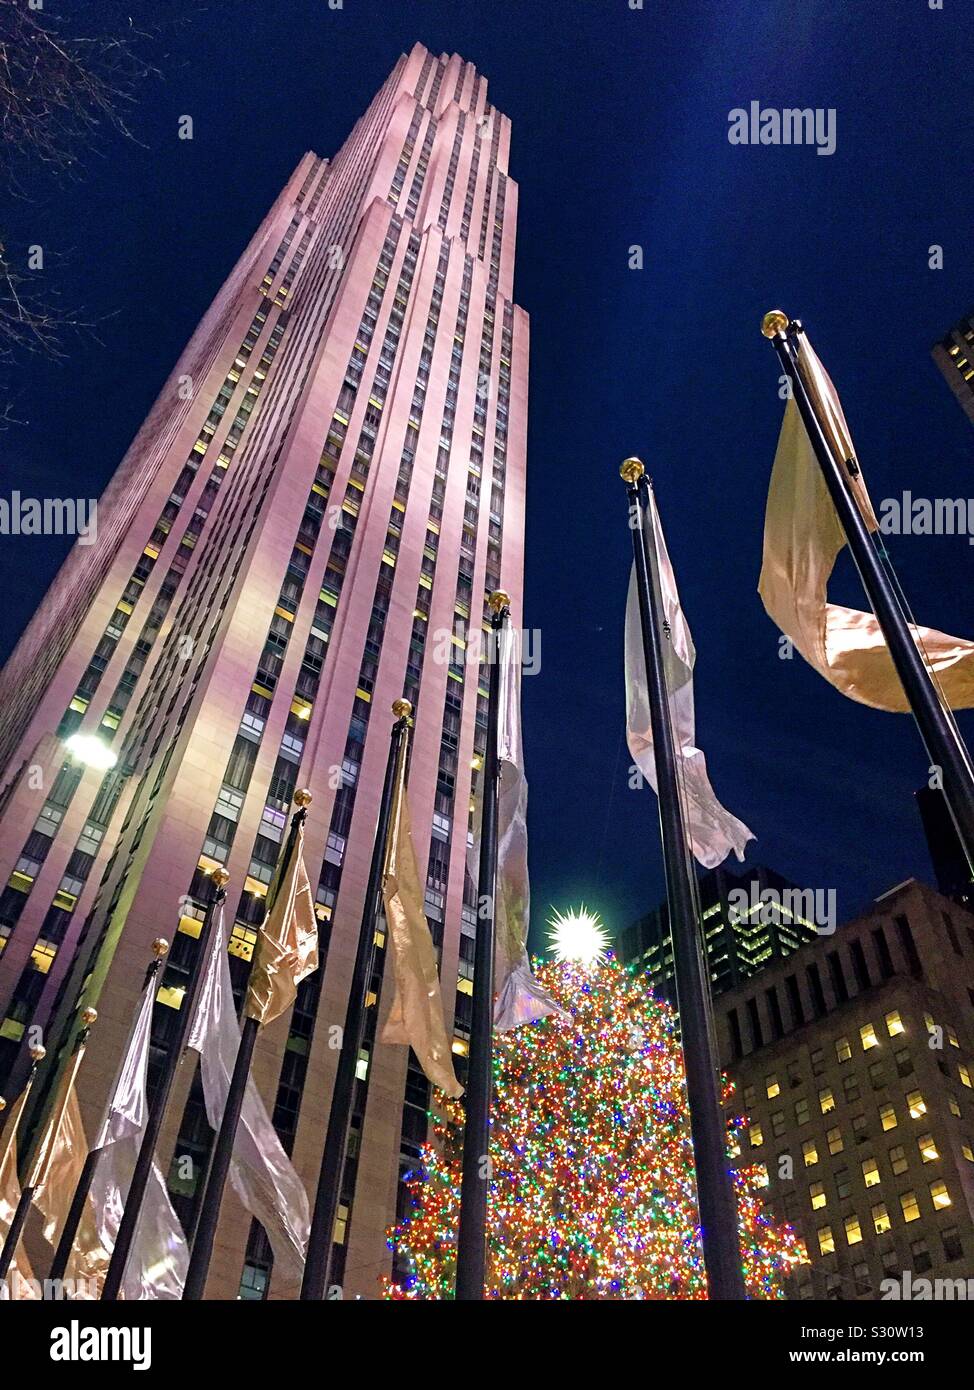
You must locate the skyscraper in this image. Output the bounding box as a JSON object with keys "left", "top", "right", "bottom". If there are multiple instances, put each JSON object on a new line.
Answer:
{"left": 0, "top": 43, "right": 527, "bottom": 1298}
{"left": 931, "top": 309, "right": 974, "bottom": 427}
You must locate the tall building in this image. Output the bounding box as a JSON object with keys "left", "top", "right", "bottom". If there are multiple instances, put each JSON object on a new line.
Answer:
{"left": 718, "top": 879, "right": 974, "bottom": 1298}
{"left": 616, "top": 863, "right": 818, "bottom": 1010}
{"left": 0, "top": 44, "right": 527, "bottom": 1299}
{"left": 931, "top": 310, "right": 974, "bottom": 426}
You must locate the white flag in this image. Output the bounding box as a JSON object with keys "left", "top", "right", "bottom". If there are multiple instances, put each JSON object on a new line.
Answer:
{"left": 82, "top": 978, "right": 189, "bottom": 1298}
{"left": 188, "top": 904, "right": 310, "bottom": 1277}
{"left": 625, "top": 486, "right": 754, "bottom": 868}
{"left": 486, "top": 622, "right": 567, "bottom": 1032}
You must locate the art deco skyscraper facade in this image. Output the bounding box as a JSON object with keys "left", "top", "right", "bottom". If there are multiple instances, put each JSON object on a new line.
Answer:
{"left": 0, "top": 44, "right": 527, "bottom": 1298}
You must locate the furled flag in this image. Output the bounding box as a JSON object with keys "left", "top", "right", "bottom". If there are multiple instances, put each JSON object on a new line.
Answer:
{"left": 380, "top": 731, "right": 464, "bottom": 1097}
{"left": 61, "top": 977, "right": 189, "bottom": 1299}
{"left": 245, "top": 821, "right": 319, "bottom": 1027}
{"left": 482, "top": 620, "right": 567, "bottom": 1031}
{"left": 189, "top": 903, "right": 310, "bottom": 1276}
{"left": 759, "top": 334, "right": 974, "bottom": 712}
{"left": 0, "top": 1083, "right": 39, "bottom": 1299}
{"left": 625, "top": 486, "right": 754, "bottom": 868}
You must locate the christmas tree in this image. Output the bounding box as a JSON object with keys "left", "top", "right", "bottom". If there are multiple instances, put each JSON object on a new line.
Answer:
{"left": 384, "top": 908, "right": 806, "bottom": 1299}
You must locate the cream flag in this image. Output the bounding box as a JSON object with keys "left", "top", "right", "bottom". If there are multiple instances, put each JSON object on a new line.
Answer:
{"left": 245, "top": 821, "right": 319, "bottom": 1027}
{"left": 0, "top": 1083, "right": 39, "bottom": 1299}
{"left": 380, "top": 732, "right": 463, "bottom": 1097}
{"left": 625, "top": 486, "right": 754, "bottom": 868}
{"left": 759, "top": 335, "right": 974, "bottom": 712}
{"left": 189, "top": 904, "right": 310, "bottom": 1276}
{"left": 479, "top": 621, "right": 567, "bottom": 1032}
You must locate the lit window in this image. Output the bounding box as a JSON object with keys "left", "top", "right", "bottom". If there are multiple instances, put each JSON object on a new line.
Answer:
{"left": 818, "top": 1225, "right": 835, "bottom": 1255}
{"left": 860, "top": 1023, "right": 879, "bottom": 1051}
{"left": 885, "top": 1010, "right": 905, "bottom": 1037}
{"left": 810, "top": 1182, "right": 827, "bottom": 1210}
{"left": 845, "top": 1214, "right": 863, "bottom": 1245}
{"left": 835, "top": 1036, "right": 852, "bottom": 1062}
{"left": 872, "top": 1202, "right": 891, "bottom": 1234}
{"left": 766, "top": 1074, "right": 780, "bottom": 1099}
{"left": 918, "top": 1133, "right": 939, "bottom": 1163}
{"left": 819, "top": 1088, "right": 835, "bottom": 1115}
{"left": 862, "top": 1157, "right": 880, "bottom": 1187}
{"left": 962, "top": 1140, "right": 974, "bottom": 1163}
{"left": 947, "top": 1026, "right": 959, "bottom": 1049}
{"left": 906, "top": 1091, "right": 927, "bottom": 1119}
{"left": 749, "top": 1124, "right": 763, "bottom": 1149}
{"left": 900, "top": 1190, "right": 920, "bottom": 1223}
{"left": 960, "top": 1064, "right": 972, "bottom": 1089}
{"left": 802, "top": 1139, "right": 819, "bottom": 1167}
{"left": 753, "top": 1164, "right": 769, "bottom": 1189}
{"left": 930, "top": 1180, "right": 951, "bottom": 1210}
{"left": 880, "top": 1104, "right": 898, "bottom": 1132}
{"left": 827, "top": 1126, "right": 844, "bottom": 1155}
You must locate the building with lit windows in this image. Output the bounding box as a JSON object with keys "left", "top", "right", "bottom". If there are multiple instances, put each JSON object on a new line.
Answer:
{"left": 720, "top": 879, "right": 974, "bottom": 1299}
{"left": 0, "top": 43, "right": 526, "bottom": 1298}
{"left": 616, "top": 863, "right": 818, "bottom": 1010}
{"left": 932, "top": 309, "right": 974, "bottom": 427}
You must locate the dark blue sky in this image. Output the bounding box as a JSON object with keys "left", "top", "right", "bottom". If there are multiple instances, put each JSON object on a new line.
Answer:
{"left": 3, "top": 0, "right": 973, "bottom": 947}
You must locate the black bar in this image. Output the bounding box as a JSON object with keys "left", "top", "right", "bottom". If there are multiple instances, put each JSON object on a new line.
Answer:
{"left": 455, "top": 599, "right": 506, "bottom": 1301}
{"left": 182, "top": 804, "right": 308, "bottom": 1299}
{"left": 0, "top": 1183, "right": 34, "bottom": 1285}
{"left": 625, "top": 467, "right": 745, "bottom": 1300}
{"left": 300, "top": 708, "right": 409, "bottom": 1301}
{"left": 771, "top": 321, "right": 974, "bottom": 875}
{"left": 101, "top": 874, "right": 228, "bottom": 1300}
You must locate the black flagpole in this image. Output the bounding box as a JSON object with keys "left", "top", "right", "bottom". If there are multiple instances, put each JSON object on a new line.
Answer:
{"left": 0, "top": 1041, "right": 48, "bottom": 1285}
{"left": 455, "top": 590, "right": 508, "bottom": 1301}
{"left": 300, "top": 699, "right": 411, "bottom": 1301}
{"left": 0, "top": 1009, "right": 97, "bottom": 1286}
{"left": 45, "top": 938, "right": 170, "bottom": 1293}
{"left": 182, "top": 790, "right": 311, "bottom": 1300}
{"left": 101, "top": 867, "right": 229, "bottom": 1300}
{"left": 622, "top": 460, "right": 746, "bottom": 1300}
{"left": 762, "top": 311, "right": 974, "bottom": 875}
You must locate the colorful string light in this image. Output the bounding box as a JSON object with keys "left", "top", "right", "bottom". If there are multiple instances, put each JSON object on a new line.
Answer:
{"left": 384, "top": 949, "right": 806, "bottom": 1300}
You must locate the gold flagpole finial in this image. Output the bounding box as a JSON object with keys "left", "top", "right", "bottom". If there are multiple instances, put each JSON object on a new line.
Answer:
{"left": 761, "top": 309, "right": 790, "bottom": 338}
{"left": 152, "top": 937, "right": 170, "bottom": 957}
{"left": 211, "top": 867, "right": 230, "bottom": 891}
{"left": 29, "top": 1044, "right": 46, "bottom": 1063}
{"left": 80, "top": 1007, "right": 97, "bottom": 1027}
{"left": 293, "top": 788, "right": 312, "bottom": 809}
{"left": 488, "top": 589, "right": 511, "bottom": 613}
{"left": 0, "top": 1097, "right": 6, "bottom": 1112}
{"left": 620, "top": 457, "right": 645, "bottom": 483}
{"left": 392, "top": 698, "right": 413, "bottom": 718}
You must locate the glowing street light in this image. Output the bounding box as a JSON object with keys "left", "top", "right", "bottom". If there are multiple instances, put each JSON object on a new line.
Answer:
{"left": 64, "top": 732, "right": 118, "bottom": 770}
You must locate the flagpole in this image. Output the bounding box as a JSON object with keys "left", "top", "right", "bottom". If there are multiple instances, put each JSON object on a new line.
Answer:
{"left": 45, "top": 937, "right": 169, "bottom": 1293}
{"left": 300, "top": 699, "right": 411, "bottom": 1301}
{"left": 762, "top": 310, "right": 974, "bottom": 874}
{"left": 0, "top": 1006, "right": 95, "bottom": 1284}
{"left": 182, "top": 791, "right": 311, "bottom": 1300}
{"left": 621, "top": 460, "right": 746, "bottom": 1300}
{"left": 455, "top": 590, "right": 508, "bottom": 1301}
{"left": 0, "top": 1041, "right": 48, "bottom": 1284}
{"left": 101, "top": 867, "right": 229, "bottom": 1301}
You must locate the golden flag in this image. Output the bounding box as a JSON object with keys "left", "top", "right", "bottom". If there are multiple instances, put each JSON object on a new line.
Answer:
{"left": 32, "top": 1083, "right": 102, "bottom": 1296}
{"left": 380, "top": 732, "right": 463, "bottom": 1098}
{"left": 759, "top": 335, "right": 974, "bottom": 712}
{"left": 245, "top": 821, "right": 319, "bottom": 1027}
{"left": 0, "top": 1083, "right": 39, "bottom": 1299}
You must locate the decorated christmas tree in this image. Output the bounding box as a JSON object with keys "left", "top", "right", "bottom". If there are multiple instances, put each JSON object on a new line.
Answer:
{"left": 384, "top": 908, "right": 806, "bottom": 1299}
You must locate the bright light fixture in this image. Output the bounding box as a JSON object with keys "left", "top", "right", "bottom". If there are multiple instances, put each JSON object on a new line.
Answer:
{"left": 547, "top": 905, "right": 610, "bottom": 966}
{"left": 64, "top": 732, "right": 118, "bottom": 770}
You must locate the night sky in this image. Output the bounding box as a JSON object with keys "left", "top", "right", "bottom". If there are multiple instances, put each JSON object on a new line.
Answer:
{"left": 2, "top": 0, "right": 973, "bottom": 950}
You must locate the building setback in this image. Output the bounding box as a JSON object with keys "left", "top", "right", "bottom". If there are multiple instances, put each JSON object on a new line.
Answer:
{"left": 0, "top": 43, "right": 527, "bottom": 1298}
{"left": 719, "top": 880, "right": 974, "bottom": 1298}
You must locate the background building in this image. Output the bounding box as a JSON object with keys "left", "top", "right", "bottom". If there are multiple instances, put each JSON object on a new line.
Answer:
{"left": 616, "top": 863, "right": 818, "bottom": 1010}
{"left": 931, "top": 310, "right": 974, "bottom": 426}
{"left": 0, "top": 43, "right": 526, "bottom": 1299}
{"left": 718, "top": 879, "right": 974, "bottom": 1298}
